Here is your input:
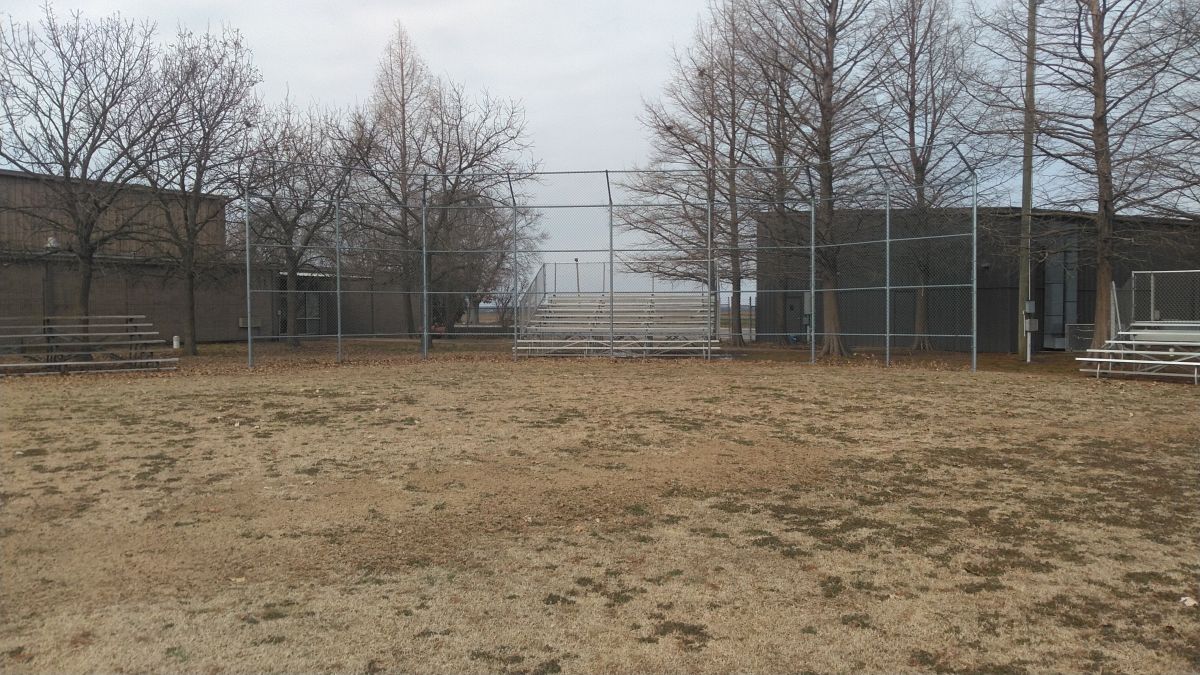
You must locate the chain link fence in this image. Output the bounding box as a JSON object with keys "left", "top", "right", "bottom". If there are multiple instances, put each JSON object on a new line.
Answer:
{"left": 242, "top": 166, "right": 978, "bottom": 367}
{"left": 1131, "top": 270, "right": 1200, "bottom": 323}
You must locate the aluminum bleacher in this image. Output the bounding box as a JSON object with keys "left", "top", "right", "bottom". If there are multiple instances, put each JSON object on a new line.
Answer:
{"left": 0, "top": 315, "right": 179, "bottom": 376}
{"left": 515, "top": 292, "right": 718, "bottom": 357}
{"left": 1076, "top": 320, "right": 1200, "bottom": 384}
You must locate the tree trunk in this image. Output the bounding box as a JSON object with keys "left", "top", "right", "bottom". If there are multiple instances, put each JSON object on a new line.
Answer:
{"left": 183, "top": 250, "right": 199, "bottom": 356}
{"left": 729, "top": 273, "right": 745, "bottom": 347}
{"left": 815, "top": 164, "right": 849, "bottom": 358}
{"left": 76, "top": 252, "right": 94, "bottom": 317}
{"left": 911, "top": 282, "right": 933, "bottom": 350}
{"left": 910, "top": 176, "right": 933, "bottom": 352}
{"left": 818, "top": 280, "right": 849, "bottom": 358}
{"left": 76, "top": 252, "right": 95, "bottom": 360}
{"left": 1088, "top": 0, "right": 1115, "bottom": 351}
{"left": 286, "top": 265, "right": 300, "bottom": 348}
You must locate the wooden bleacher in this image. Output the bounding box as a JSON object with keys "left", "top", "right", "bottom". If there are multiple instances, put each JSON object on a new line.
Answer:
{"left": 1076, "top": 321, "right": 1200, "bottom": 384}
{"left": 0, "top": 315, "right": 178, "bottom": 376}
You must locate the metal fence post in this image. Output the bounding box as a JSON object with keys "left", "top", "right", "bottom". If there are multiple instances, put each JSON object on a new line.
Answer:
{"left": 884, "top": 189, "right": 891, "bottom": 367}
{"left": 1131, "top": 272, "right": 1138, "bottom": 323}
{"left": 508, "top": 175, "right": 519, "bottom": 361}
{"left": 971, "top": 171, "right": 978, "bottom": 373}
{"left": 606, "top": 170, "right": 615, "bottom": 359}
{"left": 421, "top": 177, "right": 429, "bottom": 360}
{"left": 244, "top": 185, "right": 253, "bottom": 370}
{"left": 809, "top": 195, "right": 816, "bottom": 365}
{"left": 1150, "top": 272, "right": 1156, "bottom": 321}
{"left": 334, "top": 197, "right": 343, "bottom": 364}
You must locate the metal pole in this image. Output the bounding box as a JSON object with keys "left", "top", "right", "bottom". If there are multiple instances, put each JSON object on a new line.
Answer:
{"left": 244, "top": 183, "right": 254, "bottom": 369}
{"left": 971, "top": 172, "right": 978, "bottom": 373}
{"left": 420, "top": 177, "right": 429, "bottom": 360}
{"left": 1131, "top": 272, "right": 1137, "bottom": 324}
{"left": 606, "top": 170, "right": 615, "bottom": 359}
{"left": 809, "top": 195, "right": 816, "bottom": 365}
{"left": 1150, "top": 272, "right": 1156, "bottom": 321}
{"left": 334, "top": 197, "right": 343, "bottom": 364}
{"left": 885, "top": 190, "right": 891, "bottom": 367}
{"left": 508, "top": 175, "right": 519, "bottom": 361}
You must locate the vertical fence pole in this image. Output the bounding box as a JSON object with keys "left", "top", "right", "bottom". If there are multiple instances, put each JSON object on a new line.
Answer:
{"left": 1150, "top": 272, "right": 1156, "bottom": 321}
{"left": 606, "top": 170, "right": 615, "bottom": 359}
{"left": 809, "top": 195, "right": 816, "bottom": 365}
{"left": 885, "top": 190, "right": 891, "bottom": 367}
{"left": 1131, "top": 272, "right": 1137, "bottom": 324}
{"left": 334, "top": 197, "right": 343, "bottom": 364}
{"left": 244, "top": 184, "right": 253, "bottom": 370}
{"left": 421, "top": 177, "right": 429, "bottom": 360}
{"left": 508, "top": 175, "right": 519, "bottom": 361}
{"left": 971, "top": 172, "right": 978, "bottom": 373}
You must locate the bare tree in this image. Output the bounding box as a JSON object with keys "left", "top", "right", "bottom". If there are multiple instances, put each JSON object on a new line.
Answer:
{"left": 0, "top": 5, "right": 170, "bottom": 316}
{"left": 142, "top": 27, "right": 261, "bottom": 355}
{"left": 745, "top": 0, "right": 885, "bottom": 357}
{"left": 342, "top": 26, "right": 432, "bottom": 335}
{"left": 978, "top": 0, "right": 1198, "bottom": 347}
{"left": 346, "top": 23, "right": 538, "bottom": 341}
{"left": 250, "top": 102, "right": 348, "bottom": 347}
{"left": 1140, "top": 0, "right": 1200, "bottom": 223}
{"left": 1041, "top": 0, "right": 1199, "bottom": 346}
{"left": 872, "top": 0, "right": 981, "bottom": 350}
{"left": 624, "top": 1, "right": 762, "bottom": 347}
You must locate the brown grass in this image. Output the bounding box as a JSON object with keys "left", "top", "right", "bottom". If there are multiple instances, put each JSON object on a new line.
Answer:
{"left": 1, "top": 355, "right": 1198, "bottom": 673}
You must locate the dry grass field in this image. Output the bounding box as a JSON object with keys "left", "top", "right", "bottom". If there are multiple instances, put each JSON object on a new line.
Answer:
{"left": 1, "top": 356, "right": 1198, "bottom": 673}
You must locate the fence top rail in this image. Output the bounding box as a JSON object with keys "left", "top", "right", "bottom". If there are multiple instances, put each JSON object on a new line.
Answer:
{"left": 1132, "top": 269, "right": 1200, "bottom": 275}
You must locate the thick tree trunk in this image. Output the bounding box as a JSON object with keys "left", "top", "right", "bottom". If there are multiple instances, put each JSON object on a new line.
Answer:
{"left": 76, "top": 253, "right": 94, "bottom": 317}
{"left": 183, "top": 250, "right": 199, "bottom": 356}
{"left": 729, "top": 275, "right": 745, "bottom": 347}
{"left": 815, "top": 165, "right": 849, "bottom": 358}
{"left": 1088, "top": 0, "right": 1115, "bottom": 351}
{"left": 76, "top": 252, "right": 95, "bottom": 360}
{"left": 286, "top": 266, "right": 300, "bottom": 348}
{"left": 818, "top": 280, "right": 849, "bottom": 358}
{"left": 911, "top": 282, "right": 933, "bottom": 351}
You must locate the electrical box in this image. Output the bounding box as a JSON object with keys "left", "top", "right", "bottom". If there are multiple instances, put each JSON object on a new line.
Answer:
{"left": 1024, "top": 300, "right": 1036, "bottom": 314}
{"left": 1025, "top": 318, "right": 1039, "bottom": 333}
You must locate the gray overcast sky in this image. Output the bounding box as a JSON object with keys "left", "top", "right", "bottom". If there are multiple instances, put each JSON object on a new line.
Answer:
{"left": 9, "top": 0, "right": 705, "bottom": 172}
{"left": 8, "top": 1, "right": 709, "bottom": 259}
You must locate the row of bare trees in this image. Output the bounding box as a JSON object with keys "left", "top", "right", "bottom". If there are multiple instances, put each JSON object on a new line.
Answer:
{"left": 0, "top": 7, "right": 260, "bottom": 354}
{"left": 0, "top": 7, "right": 538, "bottom": 354}
{"left": 634, "top": 0, "right": 1200, "bottom": 353}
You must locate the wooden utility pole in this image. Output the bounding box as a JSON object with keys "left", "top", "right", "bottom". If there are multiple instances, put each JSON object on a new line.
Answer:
{"left": 1018, "top": 0, "right": 1037, "bottom": 361}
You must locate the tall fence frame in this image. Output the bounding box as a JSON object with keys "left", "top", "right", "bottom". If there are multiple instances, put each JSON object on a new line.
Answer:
{"left": 241, "top": 163, "right": 979, "bottom": 370}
